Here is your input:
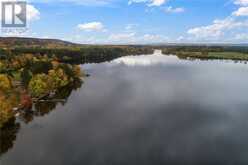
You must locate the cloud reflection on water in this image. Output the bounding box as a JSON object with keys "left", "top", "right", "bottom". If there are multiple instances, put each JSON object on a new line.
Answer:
{"left": 110, "top": 50, "right": 184, "bottom": 66}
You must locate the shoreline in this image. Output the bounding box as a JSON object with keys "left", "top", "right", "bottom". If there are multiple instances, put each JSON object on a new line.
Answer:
{"left": 162, "top": 51, "right": 248, "bottom": 61}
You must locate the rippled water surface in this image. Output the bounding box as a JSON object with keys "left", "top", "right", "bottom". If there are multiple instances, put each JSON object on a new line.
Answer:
{"left": 1, "top": 51, "right": 248, "bottom": 165}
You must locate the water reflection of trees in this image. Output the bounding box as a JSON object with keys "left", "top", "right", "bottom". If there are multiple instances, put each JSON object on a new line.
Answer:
{"left": 0, "top": 79, "right": 83, "bottom": 156}
{"left": 20, "top": 79, "right": 83, "bottom": 123}
{"left": 0, "top": 118, "right": 20, "bottom": 156}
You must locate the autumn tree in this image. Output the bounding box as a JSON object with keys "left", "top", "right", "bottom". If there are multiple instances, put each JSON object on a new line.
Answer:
{"left": 0, "top": 61, "right": 5, "bottom": 73}
{"left": 0, "top": 93, "right": 18, "bottom": 128}
{"left": 28, "top": 74, "right": 50, "bottom": 97}
{"left": 73, "top": 65, "right": 83, "bottom": 78}
{"left": 48, "top": 68, "right": 69, "bottom": 89}
{"left": 0, "top": 74, "right": 12, "bottom": 91}
{"left": 21, "top": 68, "right": 33, "bottom": 87}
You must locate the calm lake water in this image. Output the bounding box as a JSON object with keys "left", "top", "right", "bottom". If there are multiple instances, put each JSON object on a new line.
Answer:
{"left": 1, "top": 50, "right": 248, "bottom": 165}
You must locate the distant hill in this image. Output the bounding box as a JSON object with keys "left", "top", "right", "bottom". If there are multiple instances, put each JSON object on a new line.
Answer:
{"left": 0, "top": 37, "right": 79, "bottom": 48}
{"left": 0, "top": 37, "right": 247, "bottom": 49}
{"left": 0, "top": 37, "right": 154, "bottom": 50}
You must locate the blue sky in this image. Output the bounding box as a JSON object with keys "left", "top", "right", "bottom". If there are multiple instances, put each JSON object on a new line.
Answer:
{"left": 1, "top": 0, "right": 248, "bottom": 44}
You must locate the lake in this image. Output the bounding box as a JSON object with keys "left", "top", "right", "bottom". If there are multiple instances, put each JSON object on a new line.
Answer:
{"left": 1, "top": 50, "right": 248, "bottom": 165}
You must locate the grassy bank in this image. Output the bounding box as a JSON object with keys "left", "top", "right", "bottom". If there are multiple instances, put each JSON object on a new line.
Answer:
{"left": 207, "top": 52, "right": 248, "bottom": 61}
{"left": 162, "top": 49, "right": 248, "bottom": 61}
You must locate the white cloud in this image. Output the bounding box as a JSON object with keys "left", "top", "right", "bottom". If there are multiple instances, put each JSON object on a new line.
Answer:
{"left": 234, "top": 0, "right": 248, "bottom": 6}
{"left": 233, "top": 0, "right": 248, "bottom": 17}
{"left": 187, "top": 18, "right": 248, "bottom": 39}
{"left": 128, "top": 0, "right": 167, "bottom": 7}
{"left": 148, "top": 0, "right": 166, "bottom": 6}
{"left": 28, "top": 0, "right": 116, "bottom": 6}
{"left": 176, "top": 36, "right": 184, "bottom": 42}
{"left": 77, "top": 22, "right": 105, "bottom": 31}
{"left": 108, "top": 32, "right": 136, "bottom": 42}
{"left": 235, "top": 33, "right": 248, "bottom": 40}
{"left": 233, "top": 7, "right": 248, "bottom": 16}
{"left": 125, "top": 24, "right": 138, "bottom": 30}
{"left": 143, "top": 34, "right": 163, "bottom": 41}
{"left": 107, "top": 32, "right": 168, "bottom": 44}
{"left": 164, "top": 6, "right": 185, "bottom": 13}
{"left": 185, "top": 0, "right": 248, "bottom": 42}
{"left": 26, "top": 4, "right": 40, "bottom": 21}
